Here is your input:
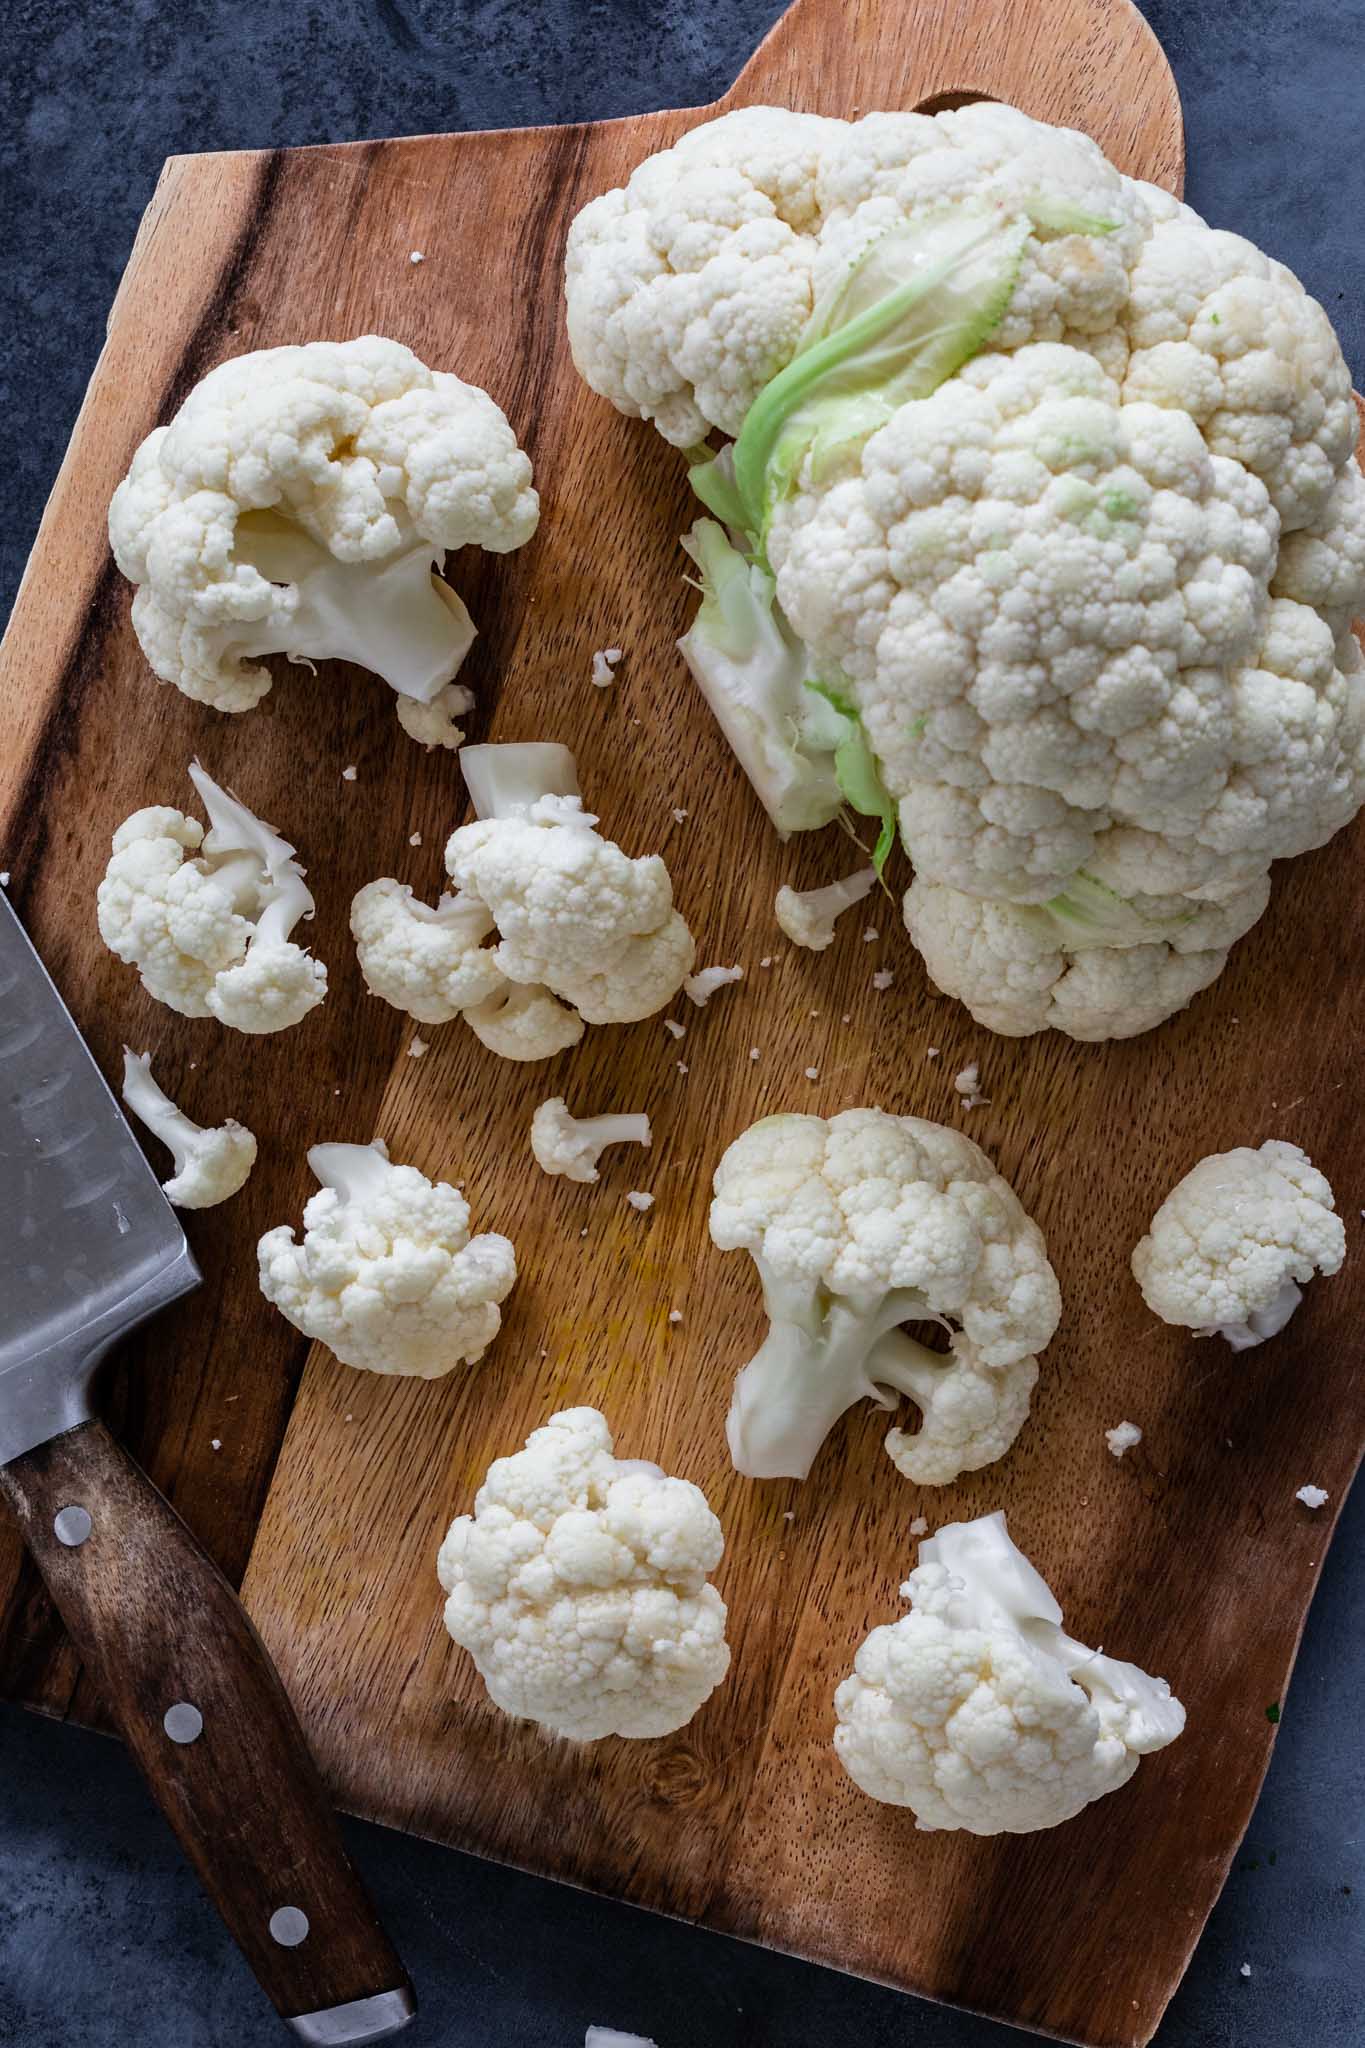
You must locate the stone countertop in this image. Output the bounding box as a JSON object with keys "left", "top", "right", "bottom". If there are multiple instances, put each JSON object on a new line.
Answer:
{"left": 0, "top": 2, "right": 1362, "bottom": 2043}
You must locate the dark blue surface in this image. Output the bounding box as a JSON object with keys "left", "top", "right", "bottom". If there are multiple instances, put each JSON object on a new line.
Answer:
{"left": 1, "top": 2, "right": 1363, "bottom": 2043}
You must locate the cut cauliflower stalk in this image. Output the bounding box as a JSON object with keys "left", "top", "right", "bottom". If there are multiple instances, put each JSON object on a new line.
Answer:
{"left": 257, "top": 1139, "right": 516, "bottom": 1376}
{"left": 120, "top": 1050, "right": 256, "bottom": 1209}
{"left": 834, "top": 1511, "right": 1185, "bottom": 1833}
{"left": 775, "top": 866, "right": 877, "bottom": 950}
{"left": 566, "top": 103, "right": 1365, "bottom": 1039}
{"left": 708, "top": 1108, "right": 1060, "bottom": 1484}
{"left": 352, "top": 742, "right": 695, "bottom": 1060}
{"left": 531, "top": 1097, "right": 652, "bottom": 1183}
{"left": 437, "top": 1407, "right": 730, "bottom": 1740}
{"left": 109, "top": 336, "right": 538, "bottom": 748}
{"left": 97, "top": 761, "right": 326, "bottom": 1033}
{"left": 1132, "top": 1139, "right": 1345, "bottom": 1349}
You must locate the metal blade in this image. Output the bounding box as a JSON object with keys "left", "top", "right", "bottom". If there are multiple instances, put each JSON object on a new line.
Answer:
{"left": 0, "top": 894, "right": 199, "bottom": 1464}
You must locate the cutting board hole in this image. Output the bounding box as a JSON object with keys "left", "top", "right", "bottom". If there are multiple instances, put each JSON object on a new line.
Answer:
{"left": 913, "top": 89, "right": 997, "bottom": 114}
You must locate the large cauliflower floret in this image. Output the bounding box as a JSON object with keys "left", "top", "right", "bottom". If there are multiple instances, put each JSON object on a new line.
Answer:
{"left": 708, "top": 1109, "right": 1060, "bottom": 1484}
{"left": 96, "top": 763, "right": 327, "bottom": 1033}
{"left": 257, "top": 1139, "right": 517, "bottom": 1377}
{"left": 437, "top": 1407, "right": 731, "bottom": 1740}
{"left": 1131, "top": 1139, "right": 1345, "bottom": 1349}
{"left": 109, "top": 336, "right": 538, "bottom": 742}
{"left": 833, "top": 1512, "right": 1186, "bottom": 1834}
{"left": 568, "top": 103, "right": 1365, "bottom": 1041}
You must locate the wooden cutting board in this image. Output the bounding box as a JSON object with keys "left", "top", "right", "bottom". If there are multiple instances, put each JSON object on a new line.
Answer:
{"left": 2, "top": 2, "right": 1361, "bottom": 2042}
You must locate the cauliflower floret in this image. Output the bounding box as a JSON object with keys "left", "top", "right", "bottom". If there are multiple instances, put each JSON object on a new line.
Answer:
{"left": 775, "top": 865, "right": 878, "bottom": 949}
{"left": 96, "top": 763, "right": 326, "bottom": 1033}
{"left": 120, "top": 1050, "right": 256, "bottom": 1209}
{"left": 350, "top": 880, "right": 505, "bottom": 1025}
{"left": 530, "top": 1098, "right": 652, "bottom": 1183}
{"left": 833, "top": 1511, "right": 1185, "bottom": 1833}
{"left": 257, "top": 1140, "right": 516, "bottom": 1377}
{"left": 109, "top": 337, "right": 537, "bottom": 740}
{"left": 395, "top": 680, "right": 477, "bottom": 751}
{"left": 463, "top": 982, "right": 585, "bottom": 1061}
{"left": 445, "top": 743, "right": 696, "bottom": 1029}
{"left": 1131, "top": 1139, "right": 1345, "bottom": 1348}
{"left": 437, "top": 1407, "right": 731, "bottom": 1739}
{"left": 708, "top": 1108, "right": 1060, "bottom": 1483}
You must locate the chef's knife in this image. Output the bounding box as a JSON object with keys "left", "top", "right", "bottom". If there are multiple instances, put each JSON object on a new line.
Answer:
{"left": 0, "top": 893, "right": 415, "bottom": 2044}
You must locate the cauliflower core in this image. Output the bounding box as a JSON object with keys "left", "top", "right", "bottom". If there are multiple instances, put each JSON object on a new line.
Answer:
{"left": 708, "top": 1109, "right": 1060, "bottom": 1484}
{"left": 353, "top": 743, "right": 695, "bottom": 1059}
{"left": 120, "top": 1050, "right": 256, "bottom": 1209}
{"left": 437, "top": 1407, "right": 730, "bottom": 1739}
{"left": 566, "top": 103, "right": 1365, "bottom": 1040}
{"left": 97, "top": 762, "right": 326, "bottom": 1033}
{"left": 1131, "top": 1139, "right": 1345, "bottom": 1348}
{"left": 834, "top": 1511, "right": 1185, "bottom": 1833}
{"left": 257, "top": 1139, "right": 516, "bottom": 1376}
{"left": 109, "top": 336, "right": 538, "bottom": 746}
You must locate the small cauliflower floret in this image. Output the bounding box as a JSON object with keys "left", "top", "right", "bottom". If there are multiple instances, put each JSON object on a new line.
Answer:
{"left": 97, "top": 762, "right": 326, "bottom": 1033}
{"left": 775, "top": 865, "right": 877, "bottom": 949}
{"left": 834, "top": 1511, "right": 1185, "bottom": 1834}
{"left": 437, "top": 1406, "right": 731, "bottom": 1739}
{"left": 445, "top": 743, "right": 696, "bottom": 1032}
{"left": 120, "top": 1050, "right": 256, "bottom": 1209}
{"left": 1131, "top": 1139, "right": 1345, "bottom": 1349}
{"left": 257, "top": 1139, "right": 516, "bottom": 1376}
{"left": 350, "top": 879, "right": 504, "bottom": 1025}
{"left": 708, "top": 1108, "right": 1060, "bottom": 1484}
{"left": 531, "top": 1098, "right": 652, "bottom": 1183}
{"left": 683, "top": 962, "right": 744, "bottom": 1007}
{"left": 108, "top": 337, "right": 538, "bottom": 746}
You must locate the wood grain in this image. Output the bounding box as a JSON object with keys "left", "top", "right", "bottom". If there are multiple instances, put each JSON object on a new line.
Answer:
{"left": 0, "top": 1421, "right": 412, "bottom": 2029}
{"left": 5, "top": 2, "right": 1358, "bottom": 2044}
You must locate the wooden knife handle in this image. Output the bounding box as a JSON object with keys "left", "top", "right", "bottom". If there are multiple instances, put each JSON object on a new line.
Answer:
{"left": 0, "top": 1419, "right": 415, "bottom": 2044}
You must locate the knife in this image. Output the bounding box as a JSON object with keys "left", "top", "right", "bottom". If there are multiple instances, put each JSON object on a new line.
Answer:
{"left": 0, "top": 893, "right": 415, "bottom": 2044}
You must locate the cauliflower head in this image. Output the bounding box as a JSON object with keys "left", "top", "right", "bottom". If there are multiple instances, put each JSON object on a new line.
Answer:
{"left": 708, "top": 1108, "right": 1060, "bottom": 1483}
{"left": 96, "top": 763, "right": 326, "bottom": 1033}
{"left": 567, "top": 102, "right": 1365, "bottom": 1040}
{"left": 834, "top": 1511, "right": 1185, "bottom": 1833}
{"left": 437, "top": 1407, "right": 731, "bottom": 1739}
{"left": 109, "top": 336, "right": 538, "bottom": 741}
{"left": 257, "top": 1139, "right": 516, "bottom": 1377}
{"left": 1131, "top": 1138, "right": 1345, "bottom": 1348}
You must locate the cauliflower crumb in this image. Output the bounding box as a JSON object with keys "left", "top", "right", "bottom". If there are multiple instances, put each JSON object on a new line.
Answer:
{"left": 676, "top": 1060, "right": 689, "bottom": 1076}
{"left": 1239, "top": 1965, "right": 1252, "bottom": 1980}
{"left": 0, "top": 872, "right": 9, "bottom": 887}
{"left": 1295, "top": 1484, "right": 1329, "bottom": 1509}
{"left": 626, "top": 1191, "right": 655, "bottom": 1212}
{"left": 408, "top": 1037, "right": 429, "bottom": 1058}
{"left": 210, "top": 1438, "right": 222, "bottom": 1451}
{"left": 409, "top": 250, "right": 424, "bottom": 264}
{"left": 926, "top": 1047, "right": 939, "bottom": 1059}
{"left": 663, "top": 1019, "right": 686, "bottom": 1040}
{"left": 1106, "top": 1421, "right": 1143, "bottom": 1460}
{"left": 749, "top": 1047, "right": 761, "bottom": 1061}
{"left": 409, "top": 831, "right": 422, "bottom": 847}
{"left": 909, "top": 1515, "right": 928, "bottom": 1536}
{"left": 954, "top": 1063, "right": 991, "bottom": 1109}
{"left": 668, "top": 1310, "right": 682, "bottom": 1325}
{"left": 685, "top": 963, "right": 744, "bottom": 1007}
{"left": 759, "top": 956, "right": 772, "bottom": 969}
{"left": 342, "top": 765, "right": 358, "bottom": 782}
{"left": 804, "top": 1065, "right": 819, "bottom": 1081}
{"left": 672, "top": 808, "right": 688, "bottom": 824}
{"left": 862, "top": 927, "right": 878, "bottom": 942}
{"left": 872, "top": 968, "right": 894, "bottom": 991}
{"left": 591, "top": 647, "right": 623, "bottom": 688}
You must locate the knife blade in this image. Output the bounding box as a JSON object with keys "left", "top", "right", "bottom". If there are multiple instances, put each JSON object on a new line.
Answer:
{"left": 0, "top": 895, "right": 414, "bottom": 2043}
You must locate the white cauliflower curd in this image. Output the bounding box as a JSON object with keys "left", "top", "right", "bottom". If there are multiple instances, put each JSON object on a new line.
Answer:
{"left": 120, "top": 1050, "right": 256, "bottom": 1208}
{"left": 708, "top": 1108, "right": 1060, "bottom": 1483}
{"left": 437, "top": 1407, "right": 730, "bottom": 1739}
{"left": 1132, "top": 1139, "right": 1345, "bottom": 1348}
{"left": 352, "top": 743, "right": 695, "bottom": 1059}
{"left": 566, "top": 103, "right": 1365, "bottom": 1040}
{"left": 257, "top": 1139, "right": 516, "bottom": 1376}
{"left": 97, "top": 762, "right": 326, "bottom": 1033}
{"left": 109, "top": 336, "right": 538, "bottom": 746}
{"left": 834, "top": 1511, "right": 1185, "bottom": 1833}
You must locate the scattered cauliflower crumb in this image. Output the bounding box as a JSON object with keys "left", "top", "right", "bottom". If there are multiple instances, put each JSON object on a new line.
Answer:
{"left": 926, "top": 1047, "right": 939, "bottom": 1059}
{"left": 1239, "top": 1965, "right": 1252, "bottom": 1980}
{"left": 676, "top": 1060, "right": 689, "bottom": 1075}
{"left": 408, "top": 1037, "right": 429, "bottom": 1058}
{"left": 342, "top": 765, "right": 358, "bottom": 782}
{"left": 591, "top": 646, "right": 623, "bottom": 688}
{"left": 804, "top": 1066, "right": 819, "bottom": 1080}
{"left": 626, "top": 1190, "right": 655, "bottom": 1212}
{"left": 749, "top": 1047, "right": 761, "bottom": 1060}
{"left": 872, "top": 968, "right": 894, "bottom": 990}
{"left": 668, "top": 1310, "right": 682, "bottom": 1325}
{"left": 909, "top": 1515, "right": 928, "bottom": 1536}
{"left": 863, "top": 927, "right": 878, "bottom": 943}
{"left": 663, "top": 1019, "right": 686, "bottom": 1039}
{"left": 1106, "top": 1421, "right": 1143, "bottom": 1460}
{"left": 531, "top": 1097, "right": 651, "bottom": 1183}
{"left": 586, "top": 2031, "right": 659, "bottom": 2048}
{"left": 210, "top": 1438, "right": 222, "bottom": 1451}
{"left": 774, "top": 866, "right": 876, "bottom": 951}
{"left": 409, "top": 250, "right": 424, "bottom": 264}
{"left": 954, "top": 1063, "right": 991, "bottom": 1109}
{"left": 0, "top": 872, "right": 9, "bottom": 887}
{"left": 759, "top": 956, "right": 773, "bottom": 968}
{"left": 685, "top": 963, "right": 744, "bottom": 1006}
{"left": 1295, "top": 1484, "right": 1329, "bottom": 1509}
{"left": 121, "top": 1050, "right": 257, "bottom": 1209}
{"left": 672, "top": 807, "right": 688, "bottom": 824}
{"left": 409, "top": 831, "right": 422, "bottom": 846}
